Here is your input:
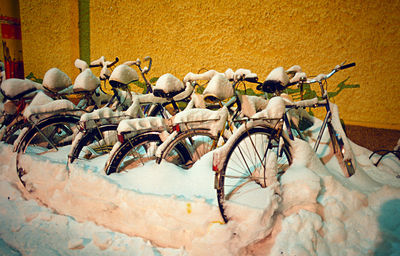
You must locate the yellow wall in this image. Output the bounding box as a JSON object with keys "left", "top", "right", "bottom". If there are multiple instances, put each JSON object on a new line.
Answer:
{"left": 19, "top": 0, "right": 80, "bottom": 80}
{"left": 19, "top": 0, "right": 400, "bottom": 129}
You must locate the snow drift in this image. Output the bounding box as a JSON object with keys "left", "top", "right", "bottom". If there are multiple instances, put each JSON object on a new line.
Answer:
{"left": 0, "top": 117, "right": 399, "bottom": 255}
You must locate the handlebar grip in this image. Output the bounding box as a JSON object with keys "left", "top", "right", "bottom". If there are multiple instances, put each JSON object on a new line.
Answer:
{"left": 107, "top": 57, "right": 119, "bottom": 68}
{"left": 89, "top": 64, "right": 101, "bottom": 68}
{"left": 339, "top": 62, "right": 355, "bottom": 70}
{"left": 144, "top": 56, "right": 152, "bottom": 73}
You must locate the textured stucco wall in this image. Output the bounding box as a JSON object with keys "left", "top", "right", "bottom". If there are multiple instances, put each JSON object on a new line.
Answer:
{"left": 19, "top": 0, "right": 400, "bottom": 129}
{"left": 89, "top": 0, "right": 400, "bottom": 129}
{"left": 19, "top": 0, "right": 80, "bottom": 80}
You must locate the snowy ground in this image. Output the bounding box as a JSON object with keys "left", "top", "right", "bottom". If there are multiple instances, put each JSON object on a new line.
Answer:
{"left": 0, "top": 119, "right": 400, "bottom": 255}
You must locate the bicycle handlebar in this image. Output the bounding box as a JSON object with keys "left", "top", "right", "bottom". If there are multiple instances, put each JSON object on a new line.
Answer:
{"left": 89, "top": 57, "right": 119, "bottom": 68}
{"left": 143, "top": 56, "right": 152, "bottom": 74}
{"left": 337, "top": 62, "right": 355, "bottom": 70}
{"left": 306, "top": 62, "right": 356, "bottom": 83}
{"left": 107, "top": 57, "right": 119, "bottom": 68}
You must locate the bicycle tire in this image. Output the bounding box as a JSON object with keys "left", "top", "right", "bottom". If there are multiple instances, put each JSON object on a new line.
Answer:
{"left": 328, "top": 123, "right": 355, "bottom": 177}
{"left": 69, "top": 104, "right": 163, "bottom": 164}
{"left": 2, "top": 119, "right": 27, "bottom": 144}
{"left": 157, "top": 128, "right": 219, "bottom": 169}
{"left": 216, "top": 126, "right": 292, "bottom": 223}
{"left": 68, "top": 124, "right": 118, "bottom": 164}
{"left": 105, "top": 132, "right": 190, "bottom": 175}
{"left": 16, "top": 115, "right": 80, "bottom": 188}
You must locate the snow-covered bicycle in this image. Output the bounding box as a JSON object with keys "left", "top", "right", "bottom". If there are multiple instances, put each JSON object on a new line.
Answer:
{"left": 103, "top": 68, "right": 269, "bottom": 174}
{"left": 67, "top": 57, "right": 164, "bottom": 164}
{"left": 15, "top": 57, "right": 140, "bottom": 188}
{"left": 153, "top": 69, "right": 268, "bottom": 169}
{"left": 212, "top": 62, "right": 356, "bottom": 223}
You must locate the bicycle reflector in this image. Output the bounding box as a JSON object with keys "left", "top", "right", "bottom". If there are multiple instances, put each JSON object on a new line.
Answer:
{"left": 78, "top": 121, "right": 86, "bottom": 132}
{"left": 117, "top": 133, "right": 124, "bottom": 143}
{"left": 172, "top": 124, "right": 180, "bottom": 132}
{"left": 212, "top": 164, "right": 219, "bottom": 172}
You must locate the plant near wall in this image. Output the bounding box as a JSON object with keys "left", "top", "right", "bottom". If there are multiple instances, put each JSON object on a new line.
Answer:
{"left": 131, "top": 77, "right": 158, "bottom": 94}
{"left": 25, "top": 72, "right": 43, "bottom": 83}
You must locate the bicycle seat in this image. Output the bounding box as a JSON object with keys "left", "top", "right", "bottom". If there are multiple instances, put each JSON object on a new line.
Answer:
{"left": 109, "top": 64, "right": 139, "bottom": 88}
{"left": 153, "top": 73, "right": 185, "bottom": 98}
{"left": 42, "top": 68, "right": 72, "bottom": 93}
{"left": 257, "top": 67, "right": 290, "bottom": 93}
{"left": 0, "top": 78, "right": 41, "bottom": 100}
{"left": 73, "top": 69, "right": 101, "bottom": 93}
{"left": 203, "top": 73, "right": 234, "bottom": 103}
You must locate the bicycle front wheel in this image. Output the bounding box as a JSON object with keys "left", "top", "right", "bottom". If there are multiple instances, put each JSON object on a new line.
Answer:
{"left": 16, "top": 115, "right": 80, "bottom": 188}
{"left": 216, "top": 126, "right": 292, "bottom": 223}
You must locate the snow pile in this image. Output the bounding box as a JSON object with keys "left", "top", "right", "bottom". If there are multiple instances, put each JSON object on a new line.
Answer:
{"left": 74, "top": 59, "right": 89, "bottom": 71}
{"left": 22, "top": 91, "right": 77, "bottom": 121}
{"left": 73, "top": 69, "right": 100, "bottom": 92}
{"left": 153, "top": 73, "right": 185, "bottom": 96}
{"left": 109, "top": 64, "right": 139, "bottom": 86}
{"left": 0, "top": 78, "right": 42, "bottom": 100}
{"left": 203, "top": 73, "right": 234, "bottom": 102}
{"left": 173, "top": 106, "right": 229, "bottom": 136}
{"left": 42, "top": 68, "right": 72, "bottom": 92}
{"left": 80, "top": 96, "right": 141, "bottom": 128}
{"left": 0, "top": 114, "right": 399, "bottom": 255}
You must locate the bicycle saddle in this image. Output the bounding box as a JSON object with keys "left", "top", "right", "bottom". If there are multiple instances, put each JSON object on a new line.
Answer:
{"left": 153, "top": 73, "right": 185, "bottom": 98}
{"left": 109, "top": 64, "right": 139, "bottom": 88}
{"left": 0, "top": 78, "right": 42, "bottom": 100}
{"left": 257, "top": 67, "right": 290, "bottom": 93}
{"left": 203, "top": 73, "right": 234, "bottom": 103}
{"left": 73, "top": 69, "right": 101, "bottom": 93}
{"left": 42, "top": 68, "right": 72, "bottom": 93}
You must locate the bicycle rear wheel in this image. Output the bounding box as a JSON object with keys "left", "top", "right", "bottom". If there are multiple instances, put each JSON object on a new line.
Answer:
{"left": 157, "top": 128, "right": 219, "bottom": 169}
{"left": 327, "top": 123, "right": 355, "bottom": 177}
{"left": 16, "top": 115, "right": 80, "bottom": 188}
{"left": 68, "top": 124, "right": 118, "bottom": 164}
{"left": 216, "top": 126, "right": 292, "bottom": 223}
{"left": 105, "top": 132, "right": 190, "bottom": 175}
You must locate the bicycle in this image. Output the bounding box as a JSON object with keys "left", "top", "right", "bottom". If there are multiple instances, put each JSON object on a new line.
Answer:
{"left": 104, "top": 69, "right": 268, "bottom": 174}
{"left": 0, "top": 56, "right": 120, "bottom": 145}
{"left": 15, "top": 57, "right": 141, "bottom": 188}
{"left": 102, "top": 71, "right": 207, "bottom": 175}
{"left": 154, "top": 69, "right": 268, "bottom": 169}
{"left": 213, "top": 62, "right": 356, "bottom": 223}
{"left": 67, "top": 57, "right": 197, "bottom": 164}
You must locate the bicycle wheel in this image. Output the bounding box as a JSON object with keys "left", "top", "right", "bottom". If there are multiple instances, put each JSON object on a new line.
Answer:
{"left": 2, "top": 119, "right": 27, "bottom": 144}
{"left": 105, "top": 132, "right": 190, "bottom": 175}
{"left": 327, "top": 123, "right": 355, "bottom": 177}
{"left": 16, "top": 115, "right": 80, "bottom": 187}
{"left": 157, "top": 128, "right": 219, "bottom": 169}
{"left": 68, "top": 124, "right": 118, "bottom": 164}
{"left": 216, "top": 126, "right": 292, "bottom": 223}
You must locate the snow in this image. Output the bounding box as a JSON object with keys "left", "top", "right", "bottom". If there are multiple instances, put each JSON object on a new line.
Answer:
{"left": 265, "top": 67, "right": 290, "bottom": 86}
{"left": 109, "top": 64, "right": 139, "bottom": 85}
{"left": 173, "top": 106, "right": 228, "bottom": 137}
{"left": 289, "top": 71, "right": 307, "bottom": 84}
{"left": 42, "top": 68, "right": 72, "bottom": 92}
{"left": 74, "top": 59, "right": 89, "bottom": 71}
{"left": 0, "top": 79, "right": 42, "bottom": 99}
{"left": 117, "top": 116, "right": 168, "bottom": 136}
{"left": 22, "top": 91, "right": 77, "bottom": 121}
{"left": 73, "top": 69, "right": 100, "bottom": 92}
{"left": 153, "top": 74, "right": 185, "bottom": 95}
{"left": 183, "top": 70, "right": 219, "bottom": 83}
{"left": 202, "top": 73, "right": 234, "bottom": 101}
{"left": 1, "top": 112, "right": 400, "bottom": 255}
